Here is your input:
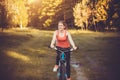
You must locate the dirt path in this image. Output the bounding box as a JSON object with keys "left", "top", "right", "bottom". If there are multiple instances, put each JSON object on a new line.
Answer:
{"left": 23, "top": 31, "right": 90, "bottom": 80}
{"left": 71, "top": 57, "right": 88, "bottom": 80}
{"left": 15, "top": 30, "right": 89, "bottom": 80}
{"left": 2, "top": 30, "right": 119, "bottom": 80}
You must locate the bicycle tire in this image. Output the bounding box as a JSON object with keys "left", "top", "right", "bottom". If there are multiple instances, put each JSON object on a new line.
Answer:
{"left": 59, "top": 62, "right": 67, "bottom": 80}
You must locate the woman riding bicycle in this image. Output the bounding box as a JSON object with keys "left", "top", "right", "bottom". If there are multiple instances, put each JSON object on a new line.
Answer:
{"left": 50, "top": 20, "right": 77, "bottom": 80}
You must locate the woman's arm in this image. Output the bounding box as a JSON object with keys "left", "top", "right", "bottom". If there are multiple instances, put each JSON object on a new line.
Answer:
{"left": 50, "top": 31, "right": 57, "bottom": 48}
{"left": 67, "top": 31, "right": 77, "bottom": 50}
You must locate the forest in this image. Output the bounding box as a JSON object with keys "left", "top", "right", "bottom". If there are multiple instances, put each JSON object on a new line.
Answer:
{"left": 0, "top": 0, "right": 120, "bottom": 31}
{"left": 0, "top": 0, "right": 120, "bottom": 80}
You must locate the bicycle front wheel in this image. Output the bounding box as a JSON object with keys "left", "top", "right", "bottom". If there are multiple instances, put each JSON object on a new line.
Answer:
{"left": 59, "top": 63, "right": 67, "bottom": 80}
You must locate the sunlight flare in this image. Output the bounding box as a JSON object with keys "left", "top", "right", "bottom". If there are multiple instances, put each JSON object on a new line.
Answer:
{"left": 28, "top": 0, "right": 36, "bottom": 4}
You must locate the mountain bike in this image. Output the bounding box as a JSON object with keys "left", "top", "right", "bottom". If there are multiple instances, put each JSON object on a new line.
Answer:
{"left": 51, "top": 47, "right": 75, "bottom": 80}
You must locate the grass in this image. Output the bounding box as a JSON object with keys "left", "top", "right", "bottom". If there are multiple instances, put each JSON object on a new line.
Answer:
{"left": 0, "top": 29, "right": 120, "bottom": 80}
{"left": 72, "top": 31, "right": 120, "bottom": 80}
{"left": 0, "top": 29, "right": 56, "bottom": 80}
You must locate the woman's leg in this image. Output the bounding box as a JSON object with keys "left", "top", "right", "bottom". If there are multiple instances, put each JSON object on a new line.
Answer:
{"left": 65, "top": 51, "right": 71, "bottom": 78}
{"left": 56, "top": 50, "right": 60, "bottom": 65}
{"left": 53, "top": 50, "right": 60, "bottom": 72}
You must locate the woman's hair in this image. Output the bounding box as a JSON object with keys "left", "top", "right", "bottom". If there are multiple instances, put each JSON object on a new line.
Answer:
{"left": 58, "top": 20, "right": 68, "bottom": 29}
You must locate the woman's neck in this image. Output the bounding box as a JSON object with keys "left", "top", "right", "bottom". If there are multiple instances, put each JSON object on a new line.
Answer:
{"left": 59, "top": 29, "right": 65, "bottom": 33}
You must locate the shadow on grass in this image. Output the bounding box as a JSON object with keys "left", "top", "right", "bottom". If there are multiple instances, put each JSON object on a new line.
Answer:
{"left": 0, "top": 50, "right": 15, "bottom": 80}
{"left": 0, "top": 32, "right": 31, "bottom": 80}
{"left": 84, "top": 37, "right": 120, "bottom": 80}
{"left": 0, "top": 31, "right": 56, "bottom": 80}
{"left": 0, "top": 32, "right": 30, "bottom": 49}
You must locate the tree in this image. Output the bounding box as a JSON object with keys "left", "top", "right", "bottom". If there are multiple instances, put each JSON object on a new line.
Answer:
{"left": 89, "top": 0, "right": 112, "bottom": 31}
{"left": 73, "top": 0, "right": 91, "bottom": 30}
{"left": 40, "top": 0, "right": 63, "bottom": 28}
{"left": 0, "top": 0, "right": 7, "bottom": 31}
{"left": 73, "top": 0, "right": 112, "bottom": 31}
{"left": 7, "top": 0, "right": 28, "bottom": 28}
{"left": 28, "top": 0, "right": 63, "bottom": 28}
{"left": 28, "top": 0, "right": 79, "bottom": 29}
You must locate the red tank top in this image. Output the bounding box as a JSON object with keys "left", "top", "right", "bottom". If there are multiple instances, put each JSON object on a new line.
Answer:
{"left": 56, "top": 30, "right": 70, "bottom": 48}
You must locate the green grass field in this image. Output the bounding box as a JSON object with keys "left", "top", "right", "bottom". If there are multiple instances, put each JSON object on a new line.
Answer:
{"left": 0, "top": 29, "right": 120, "bottom": 80}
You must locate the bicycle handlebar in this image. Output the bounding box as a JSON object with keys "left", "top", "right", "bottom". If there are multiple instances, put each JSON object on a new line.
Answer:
{"left": 54, "top": 47, "right": 74, "bottom": 52}
{"left": 48, "top": 45, "right": 78, "bottom": 53}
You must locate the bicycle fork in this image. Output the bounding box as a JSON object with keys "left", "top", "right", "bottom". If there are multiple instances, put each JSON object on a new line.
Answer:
{"left": 57, "top": 52, "right": 67, "bottom": 79}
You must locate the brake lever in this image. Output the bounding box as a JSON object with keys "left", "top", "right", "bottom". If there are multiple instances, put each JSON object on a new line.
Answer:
{"left": 54, "top": 47, "right": 57, "bottom": 50}
{"left": 70, "top": 47, "right": 79, "bottom": 51}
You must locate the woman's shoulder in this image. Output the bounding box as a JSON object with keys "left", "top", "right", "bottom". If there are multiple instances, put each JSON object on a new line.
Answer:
{"left": 53, "top": 30, "right": 58, "bottom": 35}
{"left": 65, "top": 30, "right": 70, "bottom": 35}
{"left": 54, "top": 30, "right": 58, "bottom": 33}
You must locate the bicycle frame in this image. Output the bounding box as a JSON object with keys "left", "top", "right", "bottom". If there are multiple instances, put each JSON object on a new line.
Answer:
{"left": 48, "top": 45, "right": 78, "bottom": 80}
{"left": 54, "top": 47, "right": 73, "bottom": 80}
{"left": 48, "top": 45, "right": 75, "bottom": 80}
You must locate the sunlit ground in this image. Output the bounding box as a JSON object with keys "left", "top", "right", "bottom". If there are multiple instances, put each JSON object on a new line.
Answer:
{"left": 6, "top": 50, "right": 30, "bottom": 62}
{"left": 0, "top": 28, "right": 120, "bottom": 80}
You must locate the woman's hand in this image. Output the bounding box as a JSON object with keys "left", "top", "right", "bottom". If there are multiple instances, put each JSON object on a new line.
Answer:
{"left": 73, "top": 46, "right": 77, "bottom": 50}
{"left": 50, "top": 44, "right": 55, "bottom": 48}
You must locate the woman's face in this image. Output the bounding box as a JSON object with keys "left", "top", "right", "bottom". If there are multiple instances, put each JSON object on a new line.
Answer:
{"left": 58, "top": 22, "right": 65, "bottom": 30}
